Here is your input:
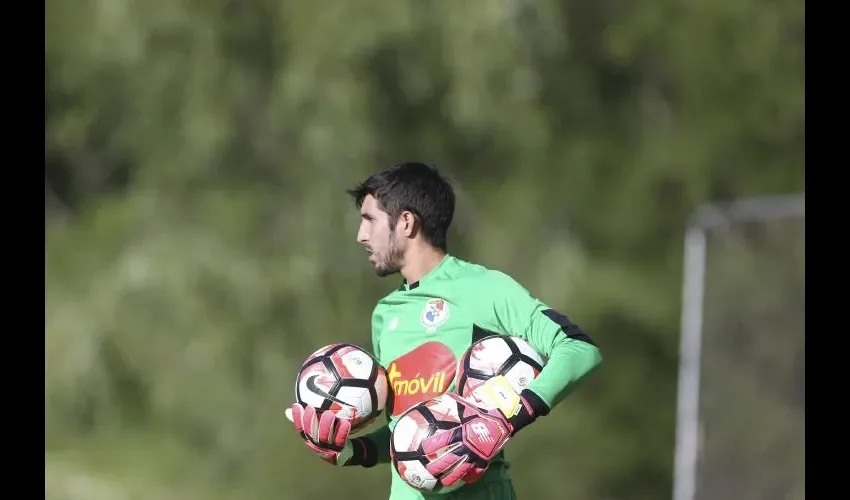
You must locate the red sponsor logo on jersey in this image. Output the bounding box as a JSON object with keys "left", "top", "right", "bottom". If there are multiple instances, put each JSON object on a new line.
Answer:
{"left": 387, "top": 341, "right": 457, "bottom": 416}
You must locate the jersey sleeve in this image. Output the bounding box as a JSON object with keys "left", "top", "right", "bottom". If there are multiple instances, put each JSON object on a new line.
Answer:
{"left": 370, "top": 307, "right": 383, "bottom": 361}
{"left": 347, "top": 307, "right": 392, "bottom": 467}
{"left": 487, "top": 271, "right": 602, "bottom": 413}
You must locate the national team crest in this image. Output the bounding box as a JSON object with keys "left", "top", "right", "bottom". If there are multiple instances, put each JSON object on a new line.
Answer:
{"left": 421, "top": 298, "right": 450, "bottom": 332}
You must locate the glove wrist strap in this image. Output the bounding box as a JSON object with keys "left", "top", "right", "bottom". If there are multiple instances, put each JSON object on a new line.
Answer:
{"left": 343, "top": 437, "right": 379, "bottom": 468}
{"left": 508, "top": 389, "right": 551, "bottom": 435}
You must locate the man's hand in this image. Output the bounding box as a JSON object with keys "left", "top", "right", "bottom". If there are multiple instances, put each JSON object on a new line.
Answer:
{"left": 286, "top": 403, "right": 355, "bottom": 465}
{"left": 423, "top": 377, "right": 541, "bottom": 488}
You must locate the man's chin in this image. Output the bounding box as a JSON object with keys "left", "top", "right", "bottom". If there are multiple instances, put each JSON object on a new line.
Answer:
{"left": 373, "top": 265, "right": 399, "bottom": 278}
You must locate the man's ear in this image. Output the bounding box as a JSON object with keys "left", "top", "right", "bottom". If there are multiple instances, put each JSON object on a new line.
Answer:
{"left": 399, "top": 211, "right": 418, "bottom": 238}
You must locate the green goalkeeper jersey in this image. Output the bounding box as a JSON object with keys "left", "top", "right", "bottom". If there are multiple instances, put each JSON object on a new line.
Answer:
{"left": 358, "top": 255, "right": 602, "bottom": 500}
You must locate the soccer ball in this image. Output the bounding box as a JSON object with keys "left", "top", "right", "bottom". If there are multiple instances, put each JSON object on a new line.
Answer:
{"left": 295, "top": 343, "right": 389, "bottom": 433}
{"left": 390, "top": 393, "right": 480, "bottom": 494}
{"left": 456, "top": 335, "right": 546, "bottom": 399}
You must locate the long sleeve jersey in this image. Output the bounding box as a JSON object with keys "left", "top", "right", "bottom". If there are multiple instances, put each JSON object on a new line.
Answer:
{"left": 350, "top": 255, "right": 602, "bottom": 500}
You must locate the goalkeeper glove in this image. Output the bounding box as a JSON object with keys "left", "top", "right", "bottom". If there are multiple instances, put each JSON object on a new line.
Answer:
{"left": 424, "top": 377, "right": 544, "bottom": 487}
{"left": 286, "top": 403, "right": 356, "bottom": 466}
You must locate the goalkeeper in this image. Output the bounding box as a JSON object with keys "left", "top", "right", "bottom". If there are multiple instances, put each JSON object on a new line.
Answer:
{"left": 287, "top": 163, "right": 602, "bottom": 500}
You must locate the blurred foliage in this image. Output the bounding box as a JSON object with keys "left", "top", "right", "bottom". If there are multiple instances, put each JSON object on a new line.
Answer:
{"left": 45, "top": 0, "right": 804, "bottom": 499}
{"left": 698, "top": 218, "right": 805, "bottom": 500}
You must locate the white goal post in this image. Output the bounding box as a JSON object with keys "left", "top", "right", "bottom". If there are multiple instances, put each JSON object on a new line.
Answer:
{"left": 673, "top": 194, "right": 805, "bottom": 500}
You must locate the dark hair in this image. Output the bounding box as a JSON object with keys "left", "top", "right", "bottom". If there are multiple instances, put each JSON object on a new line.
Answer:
{"left": 347, "top": 162, "right": 455, "bottom": 251}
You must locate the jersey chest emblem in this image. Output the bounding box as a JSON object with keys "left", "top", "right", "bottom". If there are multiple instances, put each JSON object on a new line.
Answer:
{"left": 386, "top": 341, "right": 456, "bottom": 416}
{"left": 421, "top": 298, "right": 450, "bottom": 332}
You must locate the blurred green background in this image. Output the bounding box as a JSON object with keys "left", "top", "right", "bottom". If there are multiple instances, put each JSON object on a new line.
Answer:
{"left": 45, "top": 0, "right": 804, "bottom": 499}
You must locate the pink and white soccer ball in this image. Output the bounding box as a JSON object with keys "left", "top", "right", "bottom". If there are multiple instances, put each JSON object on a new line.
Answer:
{"left": 295, "top": 343, "right": 389, "bottom": 433}
{"left": 390, "top": 393, "right": 473, "bottom": 494}
{"left": 456, "top": 335, "right": 547, "bottom": 400}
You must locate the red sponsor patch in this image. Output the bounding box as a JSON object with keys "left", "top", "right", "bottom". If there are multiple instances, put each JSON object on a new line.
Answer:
{"left": 387, "top": 342, "right": 457, "bottom": 416}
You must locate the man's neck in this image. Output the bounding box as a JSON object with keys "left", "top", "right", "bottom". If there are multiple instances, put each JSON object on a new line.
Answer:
{"left": 401, "top": 246, "right": 447, "bottom": 285}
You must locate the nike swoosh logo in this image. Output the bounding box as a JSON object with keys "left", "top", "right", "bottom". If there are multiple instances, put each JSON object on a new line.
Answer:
{"left": 306, "top": 374, "right": 350, "bottom": 406}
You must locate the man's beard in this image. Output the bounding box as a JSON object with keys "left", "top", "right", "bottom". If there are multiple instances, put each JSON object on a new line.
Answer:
{"left": 373, "top": 230, "right": 404, "bottom": 277}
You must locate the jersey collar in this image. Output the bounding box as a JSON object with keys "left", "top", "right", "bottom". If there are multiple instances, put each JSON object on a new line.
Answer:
{"left": 402, "top": 254, "right": 452, "bottom": 291}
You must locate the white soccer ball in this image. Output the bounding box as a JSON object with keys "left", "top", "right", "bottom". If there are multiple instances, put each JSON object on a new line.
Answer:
{"left": 295, "top": 343, "right": 389, "bottom": 433}
{"left": 456, "top": 335, "right": 547, "bottom": 399}
{"left": 390, "top": 393, "right": 472, "bottom": 494}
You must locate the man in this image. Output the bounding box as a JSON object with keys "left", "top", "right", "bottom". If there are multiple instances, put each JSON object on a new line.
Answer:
{"left": 287, "top": 162, "right": 602, "bottom": 499}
